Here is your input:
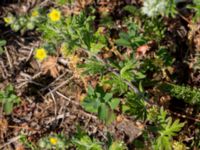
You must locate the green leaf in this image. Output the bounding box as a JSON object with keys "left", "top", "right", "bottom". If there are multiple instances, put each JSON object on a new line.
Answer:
{"left": 90, "top": 42, "right": 105, "bottom": 54}
{"left": 87, "top": 86, "right": 95, "bottom": 96}
{"left": 139, "top": 81, "right": 144, "bottom": 92}
{"left": 98, "top": 103, "right": 115, "bottom": 124}
{"left": 73, "top": 135, "right": 102, "bottom": 150}
{"left": 115, "top": 39, "right": 131, "bottom": 47}
{"left": 0, "top": 84, "right": 20, "bottom": 114}
{"left": 134, "top": 71, "right": 146, "bottom": 79}
{"left": 108, "top": 98, "right": 120, "bottom": 110}
{"left": 79, "top": 59, "right": 106, "bottom": 75}
{"left": 103, "top": 93, "right": 113, "bottom": 102}
{"left": 4, "top": 101, "right": 13, "bottom": 115}
{"left": 153, "top": 108, "right": 185, "bottom": 150}
{"left": 125, "top": 92, "right": 147, "bottom": 120}
{"left": 106, "top": 73, "right": 128, "bottom": 95}
{"left": 98, "top": 103, "right": 109, "bottom": 121}
{"left": 120, "top": 61, "right": 134, "bottom": 81}
{"left": 0, "top": 40, "right": 6, "bottom": 46}
{"left": 81, "top": 97, "right": 100, "bottom": 113}
{"left": 123, "top": 5, "right": 138, "bottom": 15}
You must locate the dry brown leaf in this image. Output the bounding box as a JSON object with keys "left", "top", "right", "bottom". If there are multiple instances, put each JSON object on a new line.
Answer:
{"left": 41, "top": 56, "right": 59, "bottom": 78}
{"left": 62, "top": 0, "right": 93, "bottom": 15}
{"left": 188, "top": 22, "right": 200, "bottom": 51}
{"left": 15, "top": 144, "right": 25, "bottom": 150}
{"left": 0, "top": 118, "right": 8, "bottom": 138}
{"left": 114, "top": 118, "right": 143, "bottom": 143}
{"left": 116, "top": 115, "right": 124, "bottom": 122}
{"left": 136, "top": 45, "right": 150, "bottom": 58}
{"left": 194, "top": 34, "right": 200, "bottom": 51}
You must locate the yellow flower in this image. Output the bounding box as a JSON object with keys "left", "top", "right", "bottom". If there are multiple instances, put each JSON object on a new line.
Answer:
{"left": 49, "top": 137, "right": 58, "bottom": 145}
{"left": 35, "top": 48, "right": 47, "bottom": 61}
{"left": 4, "top": 16, "right": 15, "bottom": 24}
{"left": 31, "top": 10, "right": 39, "bottom": 17}
{"left": 48, "top": 9, "right": 61, "bottom": 22}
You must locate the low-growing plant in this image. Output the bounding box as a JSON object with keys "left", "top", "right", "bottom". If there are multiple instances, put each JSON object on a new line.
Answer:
{"left": 72, "top": 133, "right": 102, "bottom": 150}
{"left": 124, "top": 91, "right": 147, "bottom": 120}
{"left": 152, "top": 107, "right": 185, "bottom": 150}
{"left": 123, "top": 5, "right": 166, "bottom": 42}
{"left": 142, "top": 0, "right": 177, "bottom": 18}
{"left": 20, "top": 135, "right": 38, "bottom": 150}
{"left": 115, "top": 22, "right": 147, "bottom": 50}
{"left": 0, "top": 84, "right": 20, "bottom": 115}
{"left": 143, "top": 18, "right": 166, "bottom": 42}
{"left": 4, "top": 2, "right": 196, "bottom": 149}
{"left": 98, "top": 58, "right": 145, "bottom": 95}
{"left": 73, "top": 128, "right": 128, "bottom": 150}
{"left": 4, "top": 8, "right": 41, "bottom": 33}
{"left": 132, "top": 107, "right": 185, "bottom": 149}
{"left": 101, "top": 73, "right": 129, "bottom": 95}
{"left": 21, "top": 129, "right": 128, "bottom": 150}
{"left": 81, "top": 86, "right": 120, "bottom": 124}
{"left": 38, "top": 8, "right": 106, "bottom": 55}
{"left": 159, "top": 83, "right": 200, "bottom": 105}
{"left": 38, "top": 133, "right": 69, "bottom": 149}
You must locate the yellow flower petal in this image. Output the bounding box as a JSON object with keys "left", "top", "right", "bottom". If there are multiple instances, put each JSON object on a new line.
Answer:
{"left": 35, "top": 48, "right": 47, "bottom": 61}
{"left": 48, "top": 9, "right": 61, "bottom": 22}
{"left": 49, "top": 137, "right": 58, "bottom": 145}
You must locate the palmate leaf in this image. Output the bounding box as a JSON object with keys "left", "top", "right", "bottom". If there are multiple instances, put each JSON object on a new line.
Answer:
{"left": 115, "top": 23, "right": 146, "bottom": 50}
{"left": 0, "top": 84, "right": 20, "bottom": 115}
{"left": 154, "top": 107, "right": 185, "bottom": 150}
{"left": 81, "top": 86, "right": 120, "bottom": 124}
{"left": 162, "top": 118, "right": 185, "bottom": 137}
{"left": 81, "top": 93, "right": 101, "bottom": 113}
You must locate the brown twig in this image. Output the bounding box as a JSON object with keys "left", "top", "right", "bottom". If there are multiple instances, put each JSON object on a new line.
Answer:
{"left": 4, "top": 47, "right": 13, "bottom": 69}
